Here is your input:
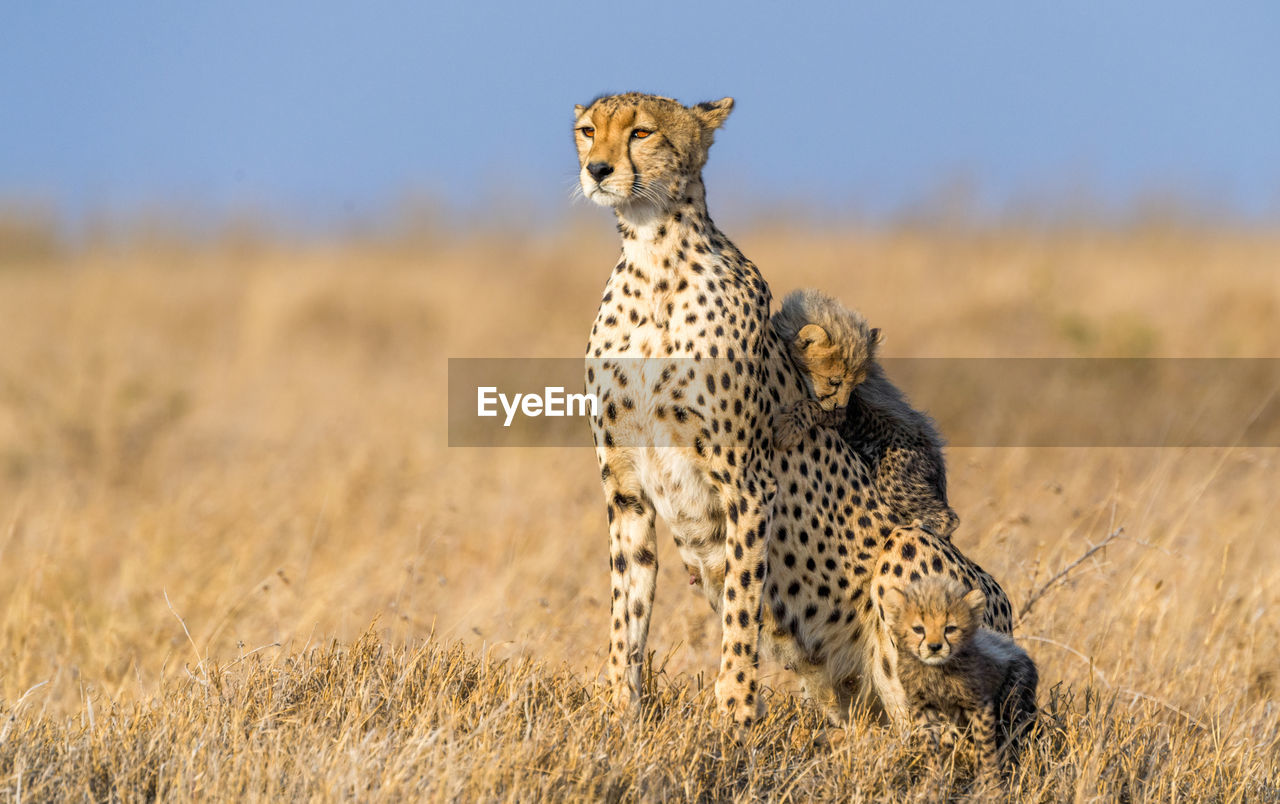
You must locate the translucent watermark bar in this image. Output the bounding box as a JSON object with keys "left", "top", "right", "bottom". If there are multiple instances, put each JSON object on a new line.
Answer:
{"left": 448, "top": 358, "right": 1279, "bottom": 448}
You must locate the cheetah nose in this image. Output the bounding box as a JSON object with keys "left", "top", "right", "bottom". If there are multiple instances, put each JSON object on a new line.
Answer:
{"left": 927, "top": 642, "right": 943, "bottom": 653}
{"left": 587, "top": 161, "right": 614, "bottom": 182}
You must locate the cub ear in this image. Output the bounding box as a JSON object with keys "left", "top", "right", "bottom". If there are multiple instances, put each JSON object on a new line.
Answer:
{"left": 870, "top": 327, "right": 884, "bottom": 346}
{"left": 574, "top": 104, "right": 586, "bottom": 116}
{"left": 796, "top": 323, "right": 831, "bottom": 351}
{"left": 692, "top": 97, "right": 734, "bottom": 130}
{"left": 962, "top": 588, "right": 986, "bottom": 618}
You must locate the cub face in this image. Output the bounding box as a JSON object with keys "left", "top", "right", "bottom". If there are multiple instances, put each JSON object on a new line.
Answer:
{"left": 573, "top": 93, "right": 733, "bottom": 211}
{"left": 790, "top": 323, "right": 874, "bottom": 410}
{"left": 886, "top": 577, "right": 985, "bottom": 666}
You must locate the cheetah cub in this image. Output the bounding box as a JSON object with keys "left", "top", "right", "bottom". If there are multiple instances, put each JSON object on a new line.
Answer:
{"left": 884, "top": 576, "right": 1038, "bottom": 775}
{"left": 771, "top": 288, "right": 959, "bottom": 538}
{"left": 771, "top": 288, "right": 881, "bottom": 414}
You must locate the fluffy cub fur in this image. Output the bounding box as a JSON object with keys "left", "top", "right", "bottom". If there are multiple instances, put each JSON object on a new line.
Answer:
{"left": 885, "top": 577, "right": 1038, "bottom": 774}
{"left": 770, "top": 289, "right": 959, "bottom": 538}
{"left": 771, "top": 288, "right": 880, "bottom": 410}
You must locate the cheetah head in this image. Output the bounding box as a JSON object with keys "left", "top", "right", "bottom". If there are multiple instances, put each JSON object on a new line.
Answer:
{"left": 772, "top": 289, "right": 882, "bottom": 410}
{"left": 885, "top": 577, "right": 984, "bottom": 666}
{"left": 791, "top": 324, "right": 880, "bottom": 410}
{"left": 573, "top": 93, "right": 733, "bottom": 213}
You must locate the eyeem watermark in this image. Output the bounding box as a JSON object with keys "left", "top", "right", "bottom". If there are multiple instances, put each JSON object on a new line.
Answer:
{"left": 477, "top": 386, "right": 598, "bottom": 427}
{"left": 448, "top": 357, "right": 1280, "bottom": 447}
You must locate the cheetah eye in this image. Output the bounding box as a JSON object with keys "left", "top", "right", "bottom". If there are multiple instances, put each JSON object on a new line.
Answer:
{"left": 911, "top": 625, "right": 925, "bottom": 636}
{"left": 632, "top": 129, "right": 652, "bottom": 139}
{"left": 579, "top": 127, "right": 595, "bottom": 139}
{"left": 945, "top": 625, "right": 958, "bottom": 634}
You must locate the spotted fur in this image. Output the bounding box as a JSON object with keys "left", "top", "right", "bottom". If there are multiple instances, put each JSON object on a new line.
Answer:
{"left": 882, "top": 576, "right": 1038, "bottom": 774}
{"left": 771, "top": 289, "right": 959, "bottom": 539}
{"left": 575, "top": 92, "right": 1008, "bottom": 728}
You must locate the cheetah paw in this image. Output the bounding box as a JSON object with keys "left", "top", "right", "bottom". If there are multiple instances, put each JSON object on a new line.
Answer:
{"left": 772, "top": 411, "right": 807, "bottom": 452}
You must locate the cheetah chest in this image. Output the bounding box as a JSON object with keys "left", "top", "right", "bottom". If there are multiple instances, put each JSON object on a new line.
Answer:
{"left": 586, "top": 274, "right": 754, "bottom": 448}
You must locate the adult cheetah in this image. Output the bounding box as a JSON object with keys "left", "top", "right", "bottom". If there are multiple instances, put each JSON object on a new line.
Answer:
{"left": 575, "top": 92, "right": 1009, "bottom": 728}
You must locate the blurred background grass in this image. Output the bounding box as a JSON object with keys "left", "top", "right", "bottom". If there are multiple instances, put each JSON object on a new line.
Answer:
{"left": 0, "top": 208, "right": 1275, "bottom": 715}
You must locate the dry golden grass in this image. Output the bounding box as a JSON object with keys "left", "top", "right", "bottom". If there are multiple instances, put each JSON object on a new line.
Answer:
{"left": 0, "top": 217, "right": 1277, "bottom": 800}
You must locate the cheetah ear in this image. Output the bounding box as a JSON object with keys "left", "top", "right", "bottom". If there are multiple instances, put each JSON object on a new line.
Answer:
{"left": 692, "top": 97, "right": 734, "bottom": 130}
{"left": 870, "top": 328, "right": 884, "bottom": 346}
{"left": 796, "top": 323, "right": 831, "bottom": 351}
{"left": 574, "top": 104, "right": 585, "bottom": 117}
{"left": 962, "top": 588, "right": 986, "bottom": 619}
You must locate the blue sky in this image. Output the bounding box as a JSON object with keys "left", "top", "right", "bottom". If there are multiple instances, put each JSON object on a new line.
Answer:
{"left": 2, "top": 2, "right": 1278, "bottom": 225}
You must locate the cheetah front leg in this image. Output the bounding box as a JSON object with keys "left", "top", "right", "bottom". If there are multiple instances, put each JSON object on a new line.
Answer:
{"left": 916, "top": 705, "right": 961, "bottom": 784}
{"left": 598, "top": 456, "right": 659, "bottom": 712}
{"left": 714, "top": 463, "right": 775, "bottom": 727}
{"left": 870, "top": 622, "right": 913, "bottom": 728}
{"left": 914, "top": 704, "right": 950, "bottom": 753}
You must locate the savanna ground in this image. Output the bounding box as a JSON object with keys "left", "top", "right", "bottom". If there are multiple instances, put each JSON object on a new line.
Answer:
{"left": 0, "top": 212, "right": 1277, "bottom": 801}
